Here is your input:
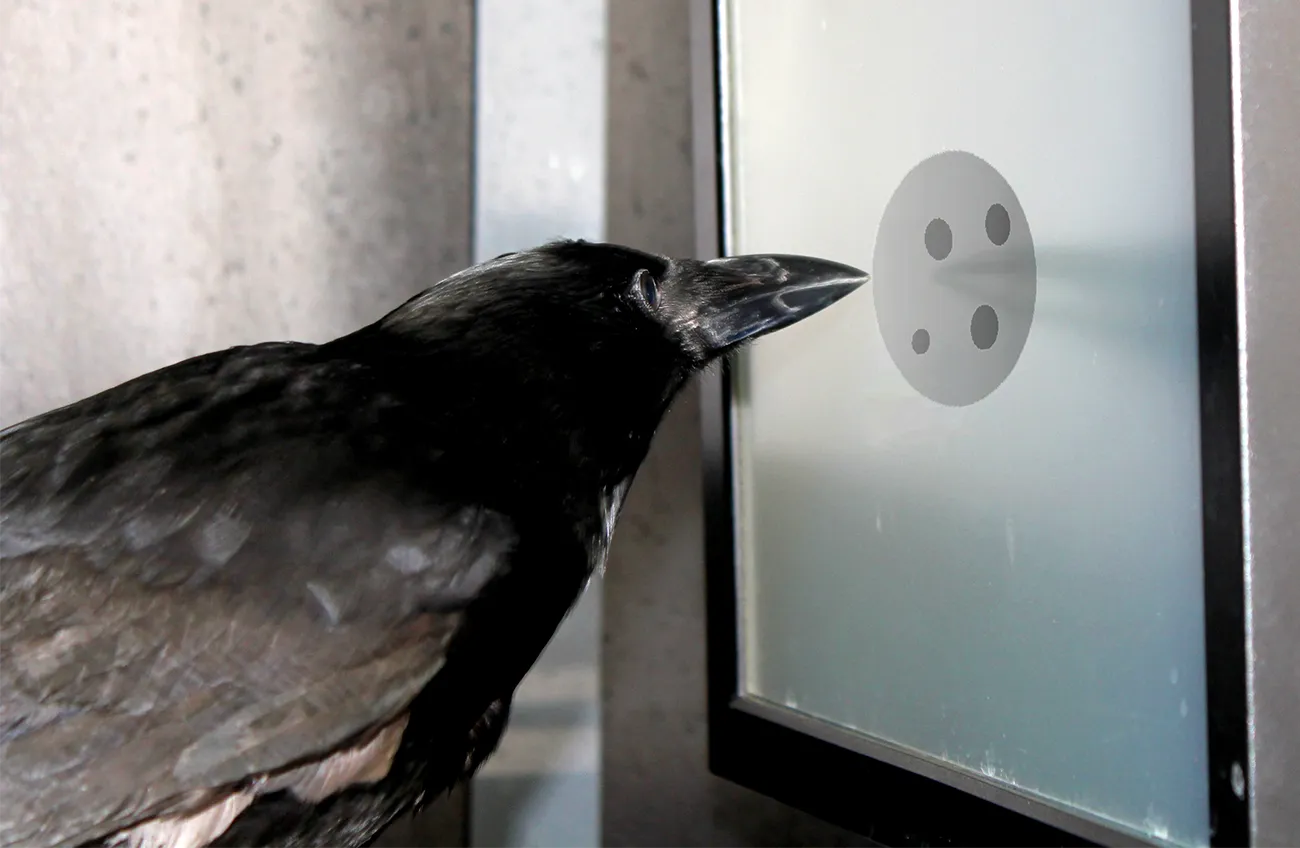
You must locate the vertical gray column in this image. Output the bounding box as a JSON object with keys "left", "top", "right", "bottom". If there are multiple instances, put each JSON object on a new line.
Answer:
{"left": 1236, "top": 1, "right": 1300, "bottom": 845}
{"left": 0, "top": 4, "right": 475, "bottom": 845}
{"left": 469, "top": 1, "right": 607, "bottom": 846}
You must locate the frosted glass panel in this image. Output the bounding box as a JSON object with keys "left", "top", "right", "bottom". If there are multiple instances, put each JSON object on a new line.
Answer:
{"left": 725, "top": 2, "right": 1209, "bottom": 845}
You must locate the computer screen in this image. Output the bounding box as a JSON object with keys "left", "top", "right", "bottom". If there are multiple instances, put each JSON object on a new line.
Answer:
{"left": 722, "top": 2, "right": 1212, "bottom": 843}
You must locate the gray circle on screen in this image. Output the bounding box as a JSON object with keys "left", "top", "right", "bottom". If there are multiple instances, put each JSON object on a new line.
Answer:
{"left": 873, "top": 150, "right": 1036, "bottom": 406}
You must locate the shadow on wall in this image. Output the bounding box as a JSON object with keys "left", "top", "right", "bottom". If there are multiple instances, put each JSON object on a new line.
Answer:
{"left": 599, "top": 1, "right": 875, "bottom": 845}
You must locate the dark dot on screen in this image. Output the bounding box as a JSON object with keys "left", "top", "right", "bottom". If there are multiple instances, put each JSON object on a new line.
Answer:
{"left": 924, "top": 218, "right": 952, "bottom": 260}
{"left": 985, "top": 203, "right": 1011, "bottom": 246}
{"left": 912, "top": 328, "right": 930, "bottom": 354}
{"left": 971, "top": 305, "right": 999, "bottom": 350}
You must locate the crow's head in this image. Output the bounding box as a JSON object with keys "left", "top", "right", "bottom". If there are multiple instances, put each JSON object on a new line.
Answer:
{"left": 351, "top": 240, "right": 867, "bottom": 485}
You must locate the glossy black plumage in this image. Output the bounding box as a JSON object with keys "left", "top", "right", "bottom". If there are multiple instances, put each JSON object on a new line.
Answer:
{"left": 0, "top": 240, "right": 867, "bottom": 847}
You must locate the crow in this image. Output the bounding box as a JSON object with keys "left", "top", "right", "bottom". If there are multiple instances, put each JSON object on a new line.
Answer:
{"left": 0, "top": 239, "right": 867, "bottom": 848}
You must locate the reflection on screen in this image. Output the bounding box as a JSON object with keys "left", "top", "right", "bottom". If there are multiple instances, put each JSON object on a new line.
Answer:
{"left": 727, "top": 1, "right": 1209, "bottom": 844}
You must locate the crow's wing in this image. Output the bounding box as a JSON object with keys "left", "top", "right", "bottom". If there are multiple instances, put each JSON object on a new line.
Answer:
{"left": 0, "top": 343, "right": 514, "bottom": 848}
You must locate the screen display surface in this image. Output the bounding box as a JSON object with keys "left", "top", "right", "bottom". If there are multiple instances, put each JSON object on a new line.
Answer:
{"left": 724, "top": 2, "right": 1210, "bottom": 843}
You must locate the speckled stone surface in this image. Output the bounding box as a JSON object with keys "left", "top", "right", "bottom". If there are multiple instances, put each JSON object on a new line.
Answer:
{"left": 0, "top": 2, "right": 472, "bottom": 845}
{"left": 0, "top": 0, "right": 473, "bottom": 428}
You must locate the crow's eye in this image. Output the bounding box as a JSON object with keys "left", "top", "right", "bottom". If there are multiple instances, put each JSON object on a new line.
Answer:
{"left": 632, "top": 269, "right": 660, "bottom": 309}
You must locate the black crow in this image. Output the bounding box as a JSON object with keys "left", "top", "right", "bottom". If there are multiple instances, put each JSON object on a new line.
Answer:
{"left": 0, "top": 239, "right": 867, "bottom": 848}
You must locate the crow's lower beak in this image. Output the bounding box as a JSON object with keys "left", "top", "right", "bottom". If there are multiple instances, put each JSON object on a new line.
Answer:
{"left": 697, "top": 254, "right": 869, "bottom": 352}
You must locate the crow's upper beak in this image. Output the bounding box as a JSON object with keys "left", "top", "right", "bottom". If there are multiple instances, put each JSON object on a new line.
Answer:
{"left": 696, "top": 254, "right": 869, "bottom": 352}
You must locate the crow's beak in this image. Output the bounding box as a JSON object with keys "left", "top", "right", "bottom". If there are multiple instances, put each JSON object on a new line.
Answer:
{"left": 696, "top": 254, "right": 869, "bottom": 352}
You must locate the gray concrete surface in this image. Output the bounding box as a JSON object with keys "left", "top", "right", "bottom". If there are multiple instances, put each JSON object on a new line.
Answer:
{"left": 0, "top": 1, "right": 473, "bottom": 844}
{"left": 599, "top": 2, "right": 873, "bottom": 844}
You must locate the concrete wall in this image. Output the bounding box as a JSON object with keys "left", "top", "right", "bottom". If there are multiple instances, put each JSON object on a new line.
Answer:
{"left": 598, "top": 2, "right": 872, "bottom": 845}
{"left": 0, "top": 2, "right": 473, "bottom": 844}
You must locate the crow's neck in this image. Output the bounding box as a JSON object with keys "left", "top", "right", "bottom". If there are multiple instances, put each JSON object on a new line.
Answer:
{"left": 327, "top": 323, "right": 684, "bottom": 510}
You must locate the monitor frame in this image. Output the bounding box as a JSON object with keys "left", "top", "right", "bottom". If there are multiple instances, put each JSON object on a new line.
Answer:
{"left": 692, "top": 1, "right": 1249, "bottom": 844}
